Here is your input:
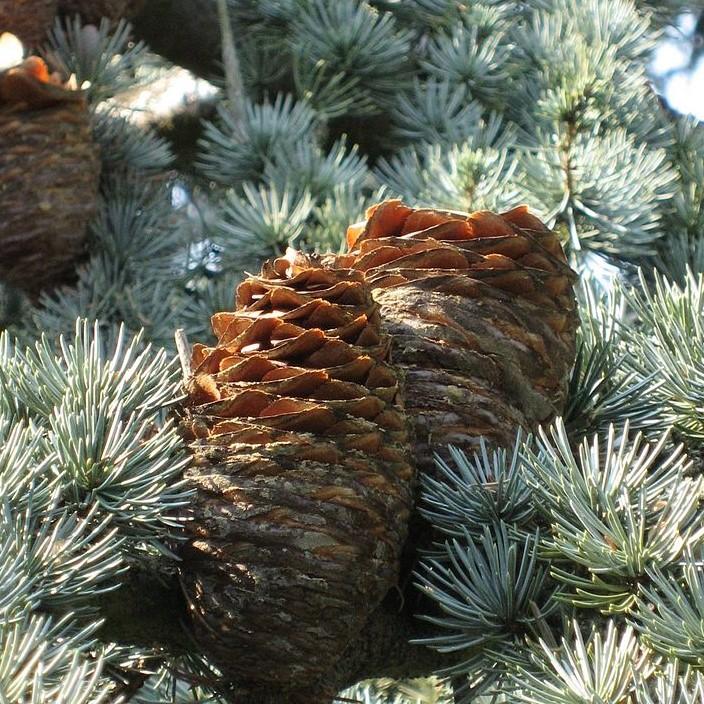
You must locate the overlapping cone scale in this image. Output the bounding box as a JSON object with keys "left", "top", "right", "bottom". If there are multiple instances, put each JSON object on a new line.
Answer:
{"left": 342, "top": 199, "right": 579, "bottom": 475}
{"left": 180, "top": 252, "right": 415, "bottom": 688}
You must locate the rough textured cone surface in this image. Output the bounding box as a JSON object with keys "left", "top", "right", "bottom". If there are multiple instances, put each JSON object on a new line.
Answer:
{"left": 57, "top": 0, "right": 146, "bottom": 24}
{"left": 340, "top": 200, "right": 579, "bottom": 475}
{"left": 179, "top": 253, "right": 415, "bottom": 688}
{"left": 0, "top": 75, "right": 100, "bottom": 293}
{"left": 0, "top": 0, "right": 57, "bottom": 46}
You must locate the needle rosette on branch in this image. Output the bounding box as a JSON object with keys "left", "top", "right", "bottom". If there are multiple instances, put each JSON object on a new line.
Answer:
{"left": 0, "top": 39, "right": 99, "bottom": 294}
{"left": 340, "top": 200, "right": 579, "bottom": 474}
{"left": 179, "top": 252, "right": 415, "bottom": 689}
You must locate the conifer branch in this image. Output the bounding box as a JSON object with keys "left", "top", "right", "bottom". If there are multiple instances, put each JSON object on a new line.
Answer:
{"left": 216, "top": 0, "right": 246, "bottom": 129}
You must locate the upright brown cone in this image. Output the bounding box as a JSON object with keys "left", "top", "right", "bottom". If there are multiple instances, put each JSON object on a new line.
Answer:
{"left": 338, "top": 200, "right": 579, "bottom": 475}
{"left": 179, "top": 252, "right": 415, "bottom": 691}
{"left": 0, "top": 0, "right": 57, "bottom": 47}
{"left": 0, "top": 54, "right": 100, "bottom": 294}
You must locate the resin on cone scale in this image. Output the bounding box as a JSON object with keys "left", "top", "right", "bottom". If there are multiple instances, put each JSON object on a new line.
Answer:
{"left": 339, "top": 200, "right": 579, "bottom": 476}
{"left": 0, "top": 46, "right": 100, "bottom": 294}
{"left": 179, "top": 251, "right": 415, "bottom": 690}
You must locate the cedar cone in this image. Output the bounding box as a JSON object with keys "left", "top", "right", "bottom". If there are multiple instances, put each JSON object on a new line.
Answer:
{"left": 338, "top": 200, "right": 579, "bottom": 476}
{"left": 179, "top": 252, "right": 415, "bottom": 691}
{"left": 57, "top": 0, "right": 146, "bottom": 24}
{"left": 0, "top": 56, "right": 100, "bottom": 294}
{"left": 0, "top": 0, "right": 57, "bottom": 47}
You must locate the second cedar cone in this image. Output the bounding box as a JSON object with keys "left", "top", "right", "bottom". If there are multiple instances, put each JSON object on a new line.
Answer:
{"left": 339, "top": 200, "right": 579, "bottom": 475}
{"left": 180, "top": 252, "right": 415, "bottom": 689}
{"left": 0, "top": 54, "right": 100, "bottom": 294}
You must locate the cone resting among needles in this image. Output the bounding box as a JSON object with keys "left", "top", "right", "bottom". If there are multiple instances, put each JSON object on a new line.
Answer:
{"left": 339, "top": 200, "right": 579, "bottom": 477}
{"left": 0, "top": 38, "right": 99, "bottom": 294}
{"left": 179, "top": 251, "right": 416, "bottom": 690}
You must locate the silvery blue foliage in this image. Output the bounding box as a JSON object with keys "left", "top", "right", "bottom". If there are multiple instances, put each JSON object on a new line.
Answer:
{"left": 0, "top": 321, "right": 192, "bottom": 701}
{"left": 6, "top": 1, "right": 704, "bottom": 702}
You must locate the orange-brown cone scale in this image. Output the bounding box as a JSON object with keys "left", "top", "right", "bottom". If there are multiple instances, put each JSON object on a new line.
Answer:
{"left": 340, "top": 200, "right": 579, "bottom": 477}
{"left": 0, "top": 55, "right": 100, "bottom": 294}
{"left": 179, "top": 252, "right": 415, "bottom": 691}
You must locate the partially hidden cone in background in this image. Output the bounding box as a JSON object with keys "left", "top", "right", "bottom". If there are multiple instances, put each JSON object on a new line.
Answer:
{"left": 57, "top": 0, "right": 146, "bottom": 25}
{"left": 0, "top": 43, "right": 100, "bottom": 294}
{"left": 179, "top": 252, "right": 415, "bottom": 692}
{"left": 339, "top": 200, "right": 579, "bottom": 476}
{"left": 0, "top": 0, "right": 57, "bottom": 47}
